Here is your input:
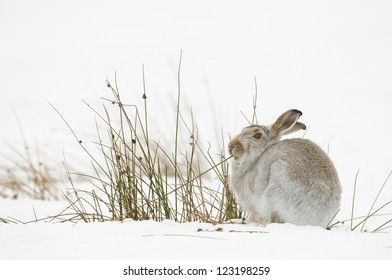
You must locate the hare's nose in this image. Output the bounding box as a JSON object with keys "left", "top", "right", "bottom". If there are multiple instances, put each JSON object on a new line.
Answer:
{"left": 228, "top": 139, "right": 240, "bottom": 155}
{"left": 229, "top": 146, "right": 235, "bottom": 155}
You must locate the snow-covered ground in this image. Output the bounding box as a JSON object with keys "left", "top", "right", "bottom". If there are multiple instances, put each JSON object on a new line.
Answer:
{"left": 1, "top": 198, "right": 391, "bottom": 279}
{"left": 1, "top": 0, "right": 392, "bottom": 278}
{"left": 1, "top": 199, "right": 391, "bottom": 260}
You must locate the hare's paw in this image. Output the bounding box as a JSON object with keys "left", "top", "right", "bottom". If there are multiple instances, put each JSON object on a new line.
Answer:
{"left": 245, "top": 214, "right": 268, "bottom": 226}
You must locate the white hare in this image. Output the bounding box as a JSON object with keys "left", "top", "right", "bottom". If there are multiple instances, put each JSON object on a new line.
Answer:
{"left": 228, "top": 109, "right": 341, "bottom": 228}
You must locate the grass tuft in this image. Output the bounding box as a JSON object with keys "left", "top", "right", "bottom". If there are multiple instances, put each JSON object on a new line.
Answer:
{"left": 51, "top": 58, "right": 242, "bottom": 223}
{"left": 0, "top": 116, "right": 64, "bottom": 200}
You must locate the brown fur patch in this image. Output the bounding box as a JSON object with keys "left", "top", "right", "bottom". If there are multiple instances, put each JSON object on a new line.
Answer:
{"left": 228, "top": 140, "right": 245, "bottom": 159}
{"left": 235, "top": 143, "right": 245, "bottom": 158}
{"left": 270, "top": 212, "right": 279, "bottom": 223}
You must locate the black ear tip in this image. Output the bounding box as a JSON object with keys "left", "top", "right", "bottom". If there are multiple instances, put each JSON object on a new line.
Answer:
{"left": 291, "top": 109, "right": 303, "bottom": 116}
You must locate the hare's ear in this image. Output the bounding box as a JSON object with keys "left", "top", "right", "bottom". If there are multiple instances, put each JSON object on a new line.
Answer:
{"left": 271, "top": 109, "right": 306, "bottom": 139}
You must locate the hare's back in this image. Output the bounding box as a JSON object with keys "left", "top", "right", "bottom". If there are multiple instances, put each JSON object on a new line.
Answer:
{"left": 268, "top": 138, "right": 339, "bottom": 184}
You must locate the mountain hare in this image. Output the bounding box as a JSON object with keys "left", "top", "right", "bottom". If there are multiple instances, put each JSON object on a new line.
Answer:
{"left": 228, "top": 109, "right": 341, "bottom": 228}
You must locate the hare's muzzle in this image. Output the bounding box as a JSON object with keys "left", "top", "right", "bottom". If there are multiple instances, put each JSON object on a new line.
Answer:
{"left": 228, "top": 139, "right": 244, "bottom": 160}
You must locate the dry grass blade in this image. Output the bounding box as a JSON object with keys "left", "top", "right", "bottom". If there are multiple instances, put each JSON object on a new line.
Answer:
{"left": 350, "top": 169, "right": 360, "bottom": 231}
{"left": 372, "top": 218, "right": 392, "bottom": 232}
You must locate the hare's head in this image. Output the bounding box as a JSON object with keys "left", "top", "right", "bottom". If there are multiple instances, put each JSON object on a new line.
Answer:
{"left": 228, "top": 109, "right": 306, "bottom": 161}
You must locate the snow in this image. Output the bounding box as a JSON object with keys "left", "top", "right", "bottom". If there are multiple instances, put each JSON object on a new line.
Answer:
{"left": 1, "top": 217, "right": 391, "bottom": 260}
{"left": 1, "top": 197, "right": 392, "bottom": 261}
{"left": 1, "top": 0, "right": 392, "bottom": 278}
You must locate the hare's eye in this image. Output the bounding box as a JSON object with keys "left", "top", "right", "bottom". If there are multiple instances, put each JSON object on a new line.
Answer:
{"left": 253, "top": 133, "right": 262, "bottom": 139}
